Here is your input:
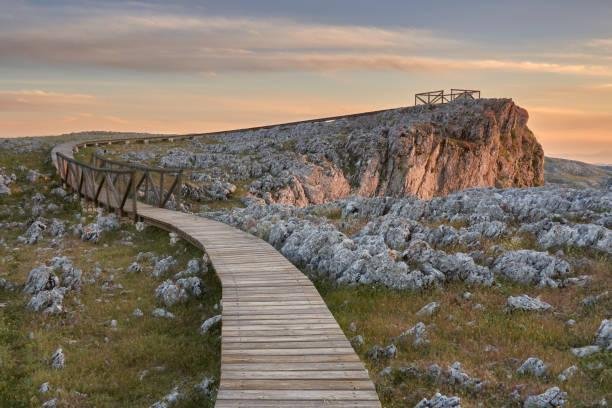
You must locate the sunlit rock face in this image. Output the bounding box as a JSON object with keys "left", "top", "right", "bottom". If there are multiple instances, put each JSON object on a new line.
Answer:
{"left": 140, "top": 98, "right": 543, "bottom": 206}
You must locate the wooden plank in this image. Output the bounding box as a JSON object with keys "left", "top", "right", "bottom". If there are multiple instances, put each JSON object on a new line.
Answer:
{"left": 219, "top": 379, "right": 375, "bottom": 391}
{"left": 215, "top": 401, "right": 380, "bottom": 408}
{"left": 216, "top": 390, "right": 379, "bottom": 401}
{"left": 219, "top": 370, "right": 372, "bottom": 381}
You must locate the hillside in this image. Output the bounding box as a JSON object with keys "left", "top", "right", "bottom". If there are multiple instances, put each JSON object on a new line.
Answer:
{"left": 545, "top": 157, "right": 612, "bottom": 189}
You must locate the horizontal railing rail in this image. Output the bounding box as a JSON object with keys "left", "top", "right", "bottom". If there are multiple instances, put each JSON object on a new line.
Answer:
{"left": 92, "top": 152, "right": 183, "bottom": 209}
{"left": 56, "top": 152, "right": 137, "bottom": 219}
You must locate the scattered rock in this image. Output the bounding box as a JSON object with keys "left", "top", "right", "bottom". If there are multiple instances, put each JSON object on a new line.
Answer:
{"left": 194, "top": 377, "right": 215, "bottom": 397}
{"left": 132, "top": 308, "right": 144, "bottom": 318}
{"left": 41, "top": 398, "right": 58, "bottom": 408}
{"left": 200, "top": 315, "right": 222, "bottom": 334}
{"left": 152, "top": 256, "right": 178, "bottom": 277}
{"left": 517, "top": 357, "right": 548, "bottom": 377}
{"left": 399, "top": 322, "right": 429, "bottom": 346}
{"left": 51, "top": 348, "right": 65, "bottom": 369}
{"left": 150, "top": 386, "right": 181, "bottom": 408}
{"left": 23, "top": 265, "right": 56, "bottom": 294}
{"left": 18, "top": 219, "right": 47, "bottom": 244}
{"left": 570, "top": 345, "right": 601, "bottom": 358}
{"left": 27, "top": 288, "right": 66, "bottom": 314}
{"left": 155, "top": 277, "right": 203, "bottom": 307}
{"left": 507, "top": 295, "right": 552, "bottom": 312}
{"left": 366, "top": 343, "right": 397, "bottom": 361}
{"left": 524, "top": 387, "right": 567, "bottom": 407}
{"left": 558, "top": 365, "right": 578, "bottom": 382}
{"left": 350, "top": 335, "right": 364, "bottom": 348}
{"left": 152, "top": 308, "right": 175, "bottom": 319}
{"left": 127, "top": 262, "right": 142, "bottom": 273}
{"left": 416, "top": 301, "right": 440, "bottom": 317}
{"left": 594, "top": 319, "right": 611, "bottom": 350}
{"left": 582, "top": 291, "right": 609, "bottom": 307}
{"left": 39, "top": 382, "right": 51, "bottom": 394}
{"left": 415, "top": 392, "right": 461, "bottom": 408}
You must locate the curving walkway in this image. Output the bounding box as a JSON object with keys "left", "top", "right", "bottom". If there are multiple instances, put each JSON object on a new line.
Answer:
{"left": 51, "top": 140, "right": 381, "bottom": 407}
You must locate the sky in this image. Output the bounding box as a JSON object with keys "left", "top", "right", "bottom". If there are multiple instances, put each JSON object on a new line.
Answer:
{"left": 1, "top": 1, "right": 611, "bottom": 163}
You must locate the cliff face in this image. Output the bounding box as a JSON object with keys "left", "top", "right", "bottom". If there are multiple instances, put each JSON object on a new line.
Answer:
{"left": 343, "top": 99, "right": 544, "bottom": 199}
{"left": 115, "top": 98, "right": 545, "bottom": 206}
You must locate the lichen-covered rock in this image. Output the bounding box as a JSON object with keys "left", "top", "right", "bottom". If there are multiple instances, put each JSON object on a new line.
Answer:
{"left": 445, "top": 362, "right": 487, "bottom": 393}
{"left": 200, "top": 315, "right": 222, "bottom": 334}
{"left": 151, "top": 308, "right": 175, "bottom": 319}
{"left": 18, "top": 219, "right": 47, "bottom": 244}
{"left": 415, "top": 392, "right": 461, "bottom": 408}
{"left": 23, "top": 265, "right": 56, "bottom": 294}
{"left": 194, "top": 377, "right": 215, "bottom": 397}
{"left": 50, "top": 256, "right": 82, "bottom": 291}
{"left": 517, "top": 357, "right": 548, "bottom": 377}
{"left": 152, "top": 256, "right": 178, "bottom": 277}
{"left": 50, "top": 348, "right": 65, "bottom": 369}
{"left": 524, "top": 387, "right": 567, "bottom": 407}
{"left": 416, "top": 302, "right": 440, "bottom": 317}
{"left": 492, "top": 250, "right": 570, "bottom": 286}
{"left": 150, "top": 386, "right": 181, "bottom": 408}
{"left": 81, "top": 222, "right": 103, "bottom": 243}
{"left": 558, "top": 365, "right": 578, "bottom": 382}
{"left": 570, "top": 345, "right": 601, "bottom": 358}
{"left": 399, "top": 322, "right": 429, "bottom": 346}
{"left": 127, "top": 262, "right": 142, "bottom": 273}
{"left": 27, "top": 288, "right": 66, "bottom": 314}
{"left": 51, "top": 187, "right": 67, "bottom": 198}
{"left": 49, "top": 219, "right": 65, "bottom": 237}
{"left": 154, "top": 280, "right": 186, "bottom": 307}
{"left": 507, "top": 295, "right": 552, "bottom": 312}
{"left": 594, "top": 319, "right": 611, "bottom": 350}
{"left": 367, "top": 343, "right": 397, "bottom": 361}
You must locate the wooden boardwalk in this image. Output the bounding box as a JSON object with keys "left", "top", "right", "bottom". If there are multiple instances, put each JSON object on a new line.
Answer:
{"left": 51, "top": 142, "right": 381, "bottom": 407}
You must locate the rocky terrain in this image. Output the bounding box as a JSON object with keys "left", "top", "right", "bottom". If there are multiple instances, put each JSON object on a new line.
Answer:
{"left": 99, "top": 98, "right": 544, "bottom": 206}
{"left": 0, "top": 139, "right": 220, "bottom": 407}
{"left": 208, "top": 186, "right": 610, "bottom": 291}
{"left": 1, "top": 98, "right": 610, "bottom": 407}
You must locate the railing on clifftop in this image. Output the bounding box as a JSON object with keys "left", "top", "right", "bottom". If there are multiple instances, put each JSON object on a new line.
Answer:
{"left": 415, "top": 89, "right": 480, "bottom": 105}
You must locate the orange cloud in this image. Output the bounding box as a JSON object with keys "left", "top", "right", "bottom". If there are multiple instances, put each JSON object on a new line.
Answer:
{"left": 0, "top": 90, "right": 95, "bottom": 111}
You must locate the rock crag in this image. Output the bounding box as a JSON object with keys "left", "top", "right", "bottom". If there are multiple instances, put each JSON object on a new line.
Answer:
{"left": 111, "top": 98, "right": 544, "bottom": 205}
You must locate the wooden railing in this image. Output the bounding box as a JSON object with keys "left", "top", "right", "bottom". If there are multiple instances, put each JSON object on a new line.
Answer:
{"left": 415, "top": 89, "right": 480, "bottom": 105}
{"left": 92, "top": 153, "right": 183, "bottom": 209}
{"left": 56, "top": 152, "right": 137, "bottom": 218}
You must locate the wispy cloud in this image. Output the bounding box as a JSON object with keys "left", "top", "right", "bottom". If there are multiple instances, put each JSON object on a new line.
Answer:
{"left": 1, "top": 8, "right": 610, "bottom": 76}
{"left": 0, "top": 89, "right": 95, "bottom": 111}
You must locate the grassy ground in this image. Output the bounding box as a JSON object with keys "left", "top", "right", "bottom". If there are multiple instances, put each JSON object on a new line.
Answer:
{"left": 3, "top": 139, "right": 610, "bottom": 406}
{"left": 317, "top": 260, "right": 611, "bottom": 407}
{"left": 0, "top": 143, "right": 221, "bottom": 407}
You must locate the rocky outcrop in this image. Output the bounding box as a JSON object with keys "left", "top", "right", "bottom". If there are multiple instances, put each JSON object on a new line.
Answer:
{"left": 108, "top": 99, "right": 544, "bottom": 205}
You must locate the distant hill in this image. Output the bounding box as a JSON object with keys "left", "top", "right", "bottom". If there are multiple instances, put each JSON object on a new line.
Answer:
{"left": 545, "top": 156, "right": 612, "bottom": 189}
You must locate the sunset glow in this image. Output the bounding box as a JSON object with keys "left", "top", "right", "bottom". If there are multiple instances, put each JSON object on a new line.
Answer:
{"left": 1, "top": 1, "right": 611, "bottom": 163}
